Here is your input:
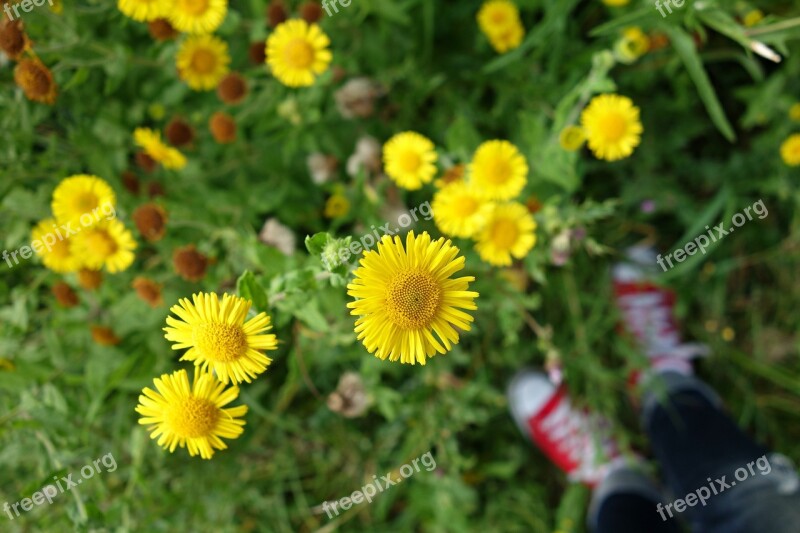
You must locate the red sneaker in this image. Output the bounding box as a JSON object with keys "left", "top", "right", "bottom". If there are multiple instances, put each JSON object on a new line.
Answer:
{"left": 612, "top": 246, "right": 708, "bottom": 382}
{"left": 508, "top": 370, "right": 620, "bottom": 487}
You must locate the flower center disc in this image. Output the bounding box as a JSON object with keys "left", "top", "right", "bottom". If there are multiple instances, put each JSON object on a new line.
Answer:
{"left": 74, "top": 192, "right": 99, "bottom": 213}
{"left": 190, "top": 49, "right": 217, "bottom": 74}
{"left": 179, "top": 0, "right": 209, "bottom": 16}
{"left": 398, "top": 150, "right": 422, "bottom": 174}
{"left": 599, "top": 113, "right": 627, "bottom": 142}
{"left": 485, "top": 159, "right": 512, "bottom": 184}
{"left": 454, "top": 196, "right": 478, "bottom": 217}
{"left": 85, "top": 230, "right": 118, "bottom": 258}
{"left": 193, "top": 322, "right": 248, "bottom": 362}
{"left": 166, "top": 396, "right": 219, "bottom": 438}
{"left": 491, "top": 218, "right": 519, "bottom": 249}
{"left": 284, "top": 38, "right": 315, "bottom": 69}
{"left": 386, "top": 270, "right": 441, "bottom": 330}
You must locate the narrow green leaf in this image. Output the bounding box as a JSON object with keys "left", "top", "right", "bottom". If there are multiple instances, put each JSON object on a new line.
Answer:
{"left": 663, "top": 26, "right": 737, "bottom": 142}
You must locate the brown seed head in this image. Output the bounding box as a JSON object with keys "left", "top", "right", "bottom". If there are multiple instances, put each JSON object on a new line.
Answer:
{"left": 148, "top": 18, "right": 178, "bottom": 41}
{"left": 173, "top": 245, "right": 208, "bottom": 282}
{"left": 135, "top": 152, "right": 157, "bottom": 173}
{"left": 217, "top": 73, "right": 248, "bottom": 105}
{"left": 299, "top": 2, "right": 323, "bottom": 23}
{"left": 132, "top": 203, "right": 168, "bottom": 242}
{"left": 91, "top": 326, "right": 120, "bottom": 346}
{"left": 121, "top": 171, "right": 140, "bottom": 195}
{"left": 132, "top": 277, "right": 163, "bottom": 307}
{"left": 248, "top": 41, "right": 267, "bottom": 65}
{"left": 77, "top": 268, "right": 103, "bottom": 290}
{"left": 164, "top": 117, "right": 195, "bottom": 147}
{"left": 266, "top": 0, "right": 288, "bottom": 27}
{"left": 209, "top": 112, "right": 237, "bottom": 144}
{"left": 147, "top": 181, "right": 166, "bottom": 198}
{"left": 14, "top": 58, "right": 57, "bottom": 104}
{"left": 0, "top": 19, "right": 29, "bottom": 60}
{"left": 52, "top": 282, "right": 79, "bottom": 308}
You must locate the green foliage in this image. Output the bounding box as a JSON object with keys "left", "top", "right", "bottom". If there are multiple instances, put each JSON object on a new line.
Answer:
{"left": 1, "top": 1, "right": 800, "bottom": 532}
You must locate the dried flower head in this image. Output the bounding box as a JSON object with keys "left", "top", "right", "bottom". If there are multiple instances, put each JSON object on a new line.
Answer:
{"left": 132, "top": 203, "right": 168, "bottom": 242}
{"left": 0, "top": 19, "right": 29, "bottom": 60}
{"left": 14, "top": 58, "right": 57, "bottom": 104}
{"left": 173, "top": 245, "right": 208, "bottom": 282}
{"left": 164, "top": 117, "right": 195, "bottom": 147}
{"left": 209, "top": 112, "right": 237, "bottom": 144}
{"left": 77, "top": 268, "right": 103, "bottom": 290}
{"left": 91, "top": 326, "right": 120, "bottom": 346}
{"left": 327, "top": 372, "right": 369, "bottom": 418}
{"left": 133, "top": 277, "right": 163, "bottom": 307}
{"left": 148, "top": 18, "right": 178, "bottom": 41}
{"left": 335, "top": 78, "right": 384, "bottom": 119}
{"left": 216, "top": 72, "right": 248, "bottom": 105}
{"left": 52, "top": 282, "right": 79, "bottom": 308}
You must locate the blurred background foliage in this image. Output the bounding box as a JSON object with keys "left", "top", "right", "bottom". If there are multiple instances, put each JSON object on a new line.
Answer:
{"left": 1, "top": 0, "right": 800, "bottom": 531}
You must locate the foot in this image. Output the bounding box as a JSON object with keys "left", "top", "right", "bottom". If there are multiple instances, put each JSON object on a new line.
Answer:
{"left": 612, "top": 245, "right": 708, "bottom": 383}
{"left": 508, "top": 370, "right": 620, "bottom": 487}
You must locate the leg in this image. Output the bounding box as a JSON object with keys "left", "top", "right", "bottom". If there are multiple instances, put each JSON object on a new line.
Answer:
{"left": 643, "top": 371, "right": 800, "bottom": 533}
{"left": 589, "top": 466, "right": 681, "bottom": 533}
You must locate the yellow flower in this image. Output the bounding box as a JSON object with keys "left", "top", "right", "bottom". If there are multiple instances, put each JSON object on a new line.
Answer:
{"left": 51, "top": 174, "right": 116, "bottom": 228}
{"left": 559, "top": 125, "right": 586, "bottom": 151}
{"left": 169, "top": 0, "right": 227, "bottom": 34}
{"left": 615, "top": 27, "right": 650, "bottom": 63}
{"left": 266, "top": 19, "right": 332, "bottom": 88}
{"left": 324, "top": 194, "right": 350, "bottom": 218}
{"left": 743, "top": 10, "right": 763, "bottom": 27}
{"left": 432, "top": 182, "right": 493, "bottom": 238}
{"left": 72, "top": 219, "right": 137, "bottom": 273}
{"left": 477, "top": 0, "right": 525, "bottom": 53}
{"left": 118, "top": 0, "right": 169, "bottom": 22}
{"left": 176, "top": 34, "right": 230, "bottom": 91}
{"left": 789, "top": 103, "right": 800, "bottom": 122}
{"left": 580, "top": 94, "right": 643, "bottom": 161}
{"left": 780, "top": 134, "right": 800, "bottom": 166}
{"left": 164, "top": 292, "right": 279, "bottom": 384}
{"left": 31, "top": 219, "right": 83, "bottom": 273}
{"left": 136, "top": 369, "right": 247, "bottom": 460}
{"left": 469, "top": 140, "right": 528, "bottom": 200}
{"left": 134, "top": 128, "right": 187, "bottom": 170}
{"left": 347, "top": 231, "right": 479, "bottom": 365}
{"left": 49, "top": 0, "right": 63, "bottom": 14}
{"left": 602, "top": 0, "right": 629, "bottom": 6}
{"left": 383, "top": 132, "right": 438, "bottom": 190}
{"left": 475, "top": 202, "right": 536, "bottom": 266}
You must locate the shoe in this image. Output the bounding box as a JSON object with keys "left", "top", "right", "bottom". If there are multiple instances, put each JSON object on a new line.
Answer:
{"left": 612, "top": 245, "right": 708, "bottom": 382}
{"left": 508, "top": 369, "right": 620, "bottom": 487}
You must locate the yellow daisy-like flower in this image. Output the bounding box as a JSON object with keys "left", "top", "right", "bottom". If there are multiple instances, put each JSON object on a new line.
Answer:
{"left": 51, "top": 175, "right": 116, "bottom": 228}
{"left": 72, "top": 219, "right": 137, "bottom": 273}
{"left": 136, "top": 369, "right": 247, "bottom": 460}
{"left": 266, "top": 19, "right": 332, "bottom": 88}
{"left": 580, "top": 94, "right": 643, "bottom": 162}
{"left": 432, "top": 182, "right": 493, "bottom": 238}
{"left": 559, "top": 125, "right": 586, "bottom": 151}
{"left": 789, "top": 103, "right": 800, "bottom": 122}
{"left": 31, "top": 219, "right": 83, "bottom": 273}
{"left": 475, "top": 202, "right": 537, "bottom": 267}
{"left": 383, "top": 132, "right": 438, "bottom": 190}
{"left": 168, "top": 0, "right": 227, "bottom": 34}
{"left": 477, "top": 0, "right": 525, "bottom": 54}
{"left": 347, "top": 231, "right": 479, "bottom": 365}
{"left": 469, "top": 140, "right": 528, "bottom": 200}
{"left": 164, "top": 292, "right": 279, "bottom": 384}
{"left": 780, "top": 134, "right": 800, "bottom": 166}
{"left": 615, "top": 27, "right": 650, "bottom": 63}
{"left": 118, "top": 0, "right": 169, "bottom": 22}
{"left": 134, "top": 128, "right": 187, "bottom": 170}
{"left": 602, "top": 0, "right": 629, "bottom": 6}
{"left": 176, "top": 34, "right": 230, "bottom": 91}
{"left": 324, "top": 194, "right": 350, "bottom": 219}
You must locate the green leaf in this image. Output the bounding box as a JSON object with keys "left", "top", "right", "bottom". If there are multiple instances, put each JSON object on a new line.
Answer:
{"left": 662, "top": 26, "right": 737, "bottom": 142}
{"left": 304, "top": 232, "right": 330, "bottom": 256}
{"left": 237, "top": 270, "right": 270, "bottom": 312}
